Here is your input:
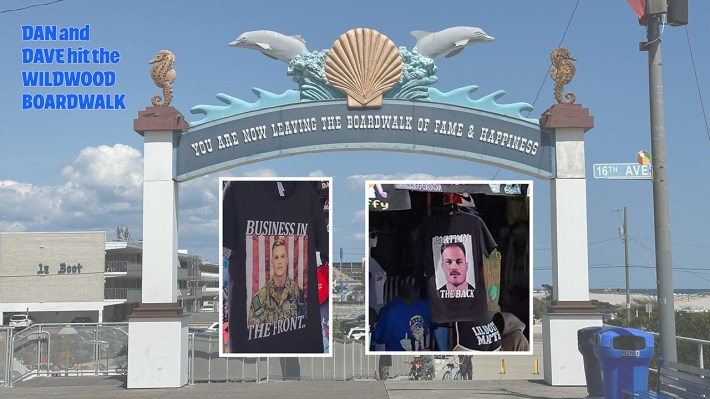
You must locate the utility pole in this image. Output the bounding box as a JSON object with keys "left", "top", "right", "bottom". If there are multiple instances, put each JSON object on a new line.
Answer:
{"left": 622, "top": 207, "right": 631, "bottom": 323}
{"left": 643, "top": 4, "right": 678, "bottom": 362}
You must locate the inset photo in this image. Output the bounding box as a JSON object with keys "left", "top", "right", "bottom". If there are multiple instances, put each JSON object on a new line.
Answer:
{"left": 366, "top": 181, "right": 532, "bottom": 355}
{"left": 220, "top": 178, "right": 332, "bottom": 356}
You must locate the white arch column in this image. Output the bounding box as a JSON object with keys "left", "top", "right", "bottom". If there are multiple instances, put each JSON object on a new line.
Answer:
{"left": 128, "top": 106, "right": 189, "bottom": 388}
{"left": 540, "top": 104, "right": 603, "bottom": 385}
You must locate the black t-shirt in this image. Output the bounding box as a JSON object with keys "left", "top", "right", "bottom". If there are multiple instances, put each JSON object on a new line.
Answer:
{"left": 423, "top": 212, "right": 497, "bottom": 323}
{"left": 223, "top": 181, "right": 328, "bottom": 354}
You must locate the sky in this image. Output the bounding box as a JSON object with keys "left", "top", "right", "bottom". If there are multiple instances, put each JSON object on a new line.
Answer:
{"left": 1, "top": 0, "right": 709, "bottom": 290}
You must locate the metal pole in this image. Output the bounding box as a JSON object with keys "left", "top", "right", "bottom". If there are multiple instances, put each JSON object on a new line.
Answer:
{"left": 645, "top": 10, "right": 677, "bottom": 362}
{"left": 8, "top": 329, "right": 14, "bottom": 387}
{"left": 190, "top": 333, "right": 195, "bottom": 385}
{"left": 624, "top": 207, "right": 631, "bottom": 323}
{"left": 699, "top": 344, "right": 704, "bottom": 369}
{"left": 207, "top": 337, "right": 212, "bottom": 382}
{"left": 340, "top": 248, "right": 344, "bottom": 302}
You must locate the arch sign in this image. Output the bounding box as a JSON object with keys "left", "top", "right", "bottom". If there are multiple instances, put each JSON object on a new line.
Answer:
{"left": 131, "top": 27, "right": 599, "bottom": 389}
{"left": 175, "top": 27, "right": 553, "bottom": 182}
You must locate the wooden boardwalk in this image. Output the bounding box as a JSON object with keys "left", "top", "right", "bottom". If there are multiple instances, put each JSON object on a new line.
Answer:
{"left": 3, "top": 376, "right": 589, "bottom": 398}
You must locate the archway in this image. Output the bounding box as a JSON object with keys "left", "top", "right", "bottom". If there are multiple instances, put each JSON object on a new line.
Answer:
{"left": 127, "top": 29, "right": 600, "bottom": 388}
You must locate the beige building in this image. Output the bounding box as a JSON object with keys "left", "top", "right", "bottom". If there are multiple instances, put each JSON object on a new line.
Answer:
{"left": 0, "top": 231, "right": 218, "bottom": 325}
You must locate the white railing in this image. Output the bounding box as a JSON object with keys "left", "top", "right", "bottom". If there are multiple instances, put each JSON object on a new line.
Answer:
{"left": 186, "top": 333, "right": 408, "bottom": 384}
{"left": 105, "top": 261, "right": 141, "bottom": 275}
{"left": 4, "top": 323, "right": 128, "bottom": 386}
{"left": 104, "top": 288, "right": 141, "bottom": 302}
{"left": 5, "top": 325, "right": 708, "bottom": 387}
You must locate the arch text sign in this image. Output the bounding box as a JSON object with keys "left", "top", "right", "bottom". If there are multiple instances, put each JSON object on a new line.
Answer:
{"left": 177, "top": 100, "right": 552, "bottom": 181}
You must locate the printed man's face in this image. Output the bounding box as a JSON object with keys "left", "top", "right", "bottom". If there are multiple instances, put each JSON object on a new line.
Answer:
{"left": 441, "top": 245, "right": 468, "bottom": 287}
{"left": 272, "top": 245, "right": 289, "bottom": 278}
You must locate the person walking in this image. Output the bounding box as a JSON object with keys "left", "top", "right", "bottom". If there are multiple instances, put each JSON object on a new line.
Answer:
{"left": 458, "top": 355, "right": 473, "bottom": 380}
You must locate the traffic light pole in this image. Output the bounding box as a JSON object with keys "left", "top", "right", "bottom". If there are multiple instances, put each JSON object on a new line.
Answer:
{"left": 645, "top": 12, "right": 678, "bottom": 362}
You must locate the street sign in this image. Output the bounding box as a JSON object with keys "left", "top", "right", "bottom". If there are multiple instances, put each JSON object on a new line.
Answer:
{"left": 593, "top": 163, "right": 652, "bottom": 180}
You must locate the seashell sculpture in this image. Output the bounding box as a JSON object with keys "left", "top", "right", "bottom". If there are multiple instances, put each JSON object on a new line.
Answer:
{"left": 325, "top": 28, "right": 403, "bottom": 109}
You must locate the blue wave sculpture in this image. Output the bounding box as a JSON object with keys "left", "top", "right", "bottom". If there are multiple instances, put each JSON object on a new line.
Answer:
{"left": 190, "top": 89, "right": 300, "bottom": 126}
{"left": 190, "top": 46, "right": 536, "bottom": 125}
{"left": 428, "top": 86, "right": 537, "bottom": 124}
{"left": 288, "top": 50, "right": 343, "bottom": 101}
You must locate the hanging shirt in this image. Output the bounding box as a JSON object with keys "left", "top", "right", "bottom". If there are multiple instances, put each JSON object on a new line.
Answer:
{"left": 223, "top": 181, "right": 328, "bottom": 354}
{"left": 454, "top": 317, "right": 502, "bottom": 351}
{"left": 372, "top": 297, "right": 431, "bottom": 351}
{"left": 368, "top": 256, "right": 387, "bottom": 312}
{"left": 423, "top": 212, "right": 497, "bottom": 323}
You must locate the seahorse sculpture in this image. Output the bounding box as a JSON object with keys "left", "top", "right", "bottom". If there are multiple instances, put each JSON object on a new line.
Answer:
{"left": 149, "top": 50, "right": 176, "bottom": 106}
{"left": 549, "top": 47, "right": 576, "bottom": 104}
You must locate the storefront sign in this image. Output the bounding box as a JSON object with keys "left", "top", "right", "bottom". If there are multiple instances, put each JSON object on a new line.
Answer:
{"left": 36, "top": 262, "right": 83, "bottom": 275}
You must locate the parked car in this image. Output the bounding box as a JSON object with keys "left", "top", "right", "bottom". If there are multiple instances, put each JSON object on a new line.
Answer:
{"left": 340, "top": 314, "right": 366, "bottom": 331}
{"left": 71, "top": 317, "right": 94, "bottom": 324}
{"left": 201, "top": 301, "right": 215, "bottom": 312}
{"left": 9, "top": 314, "right": 33, "bottom": 329}
{"left": 347, "top": 327, "right": 367, "bottom": 341}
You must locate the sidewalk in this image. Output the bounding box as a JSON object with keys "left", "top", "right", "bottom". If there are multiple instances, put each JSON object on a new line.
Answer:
{"left": 4, "top": 376, "right": 590, "bottom": 399}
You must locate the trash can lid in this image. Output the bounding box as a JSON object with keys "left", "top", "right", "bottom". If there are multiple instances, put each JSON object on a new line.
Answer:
{"left": 577, "top": 326, "right": 608, "bottom": 342}
{"left": 594, "top": 327, "right": 654, "bottom": 348}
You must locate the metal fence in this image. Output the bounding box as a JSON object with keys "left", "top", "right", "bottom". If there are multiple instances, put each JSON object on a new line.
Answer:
{"left": 4, "top": 323, "right": 708, "bottom": 387}
{"left": 3, "top": 323, "right": 128, "bottom": 387}
{"left": 1, "top": 327, "right": 11, "bottom": 386}
{"left": 187, "top": 333, "right": 414, "bottom": 384}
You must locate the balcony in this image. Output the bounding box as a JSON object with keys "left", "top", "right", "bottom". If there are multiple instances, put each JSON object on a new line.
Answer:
{"left": 104, "top": 288, "right": 141, "bottom": 303}
{"left": 177, "top": 287, "right": 202, "bottom": 300}
{"left": 202, "top": 287, "right": 220, "bottom": 297}
{"left": 105, "top": 261, "right": 142, "bottom": 277}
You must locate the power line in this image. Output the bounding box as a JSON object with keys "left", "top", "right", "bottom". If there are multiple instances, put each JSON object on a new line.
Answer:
{"left": 493, "top": 1, "right": 580, "bottom": 176}
{"left": 630, "top": 237, "right": 710, "bottom": 283}
{"left": 683, "top": 26, "right": 710, "bottom": 143}
{"left": 0, "top": 0, "right": 65, "bottom": 14}
{"left": 534, "top": 235, "right": 620, "bottom": 250}
{"left": 631, "top": 235, "right": 710, "bottom": 249}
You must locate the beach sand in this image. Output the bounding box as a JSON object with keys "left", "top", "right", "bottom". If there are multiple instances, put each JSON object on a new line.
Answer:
{"left": 589, "top": 292, "right": 710, "bottom": 312}
{"left": 534, "top": 292, "right": 710, "bottom": 312}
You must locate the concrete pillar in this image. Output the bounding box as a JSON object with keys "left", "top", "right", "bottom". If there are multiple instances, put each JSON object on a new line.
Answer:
{"left": 540, "top": 104, "right": 603, "bottom": 386}
{"left": 127, "top": 106, "right": 189, "bottom": 388}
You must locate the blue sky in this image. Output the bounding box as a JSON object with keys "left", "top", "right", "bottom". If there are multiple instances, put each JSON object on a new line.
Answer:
{"left": 1, "top": 0, "right": 709, "bottom": 289}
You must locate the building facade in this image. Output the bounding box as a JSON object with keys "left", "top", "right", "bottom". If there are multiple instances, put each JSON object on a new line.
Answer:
{"left": 0, "top": 231, "right": 218, "bottom": 325}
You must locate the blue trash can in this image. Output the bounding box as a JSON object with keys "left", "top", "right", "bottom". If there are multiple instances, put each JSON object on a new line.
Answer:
{"left": 577, "top": 327, "right": 607, "bottom": 398}
{"left": 593, "top": 327, "right": 654, "bottom": 399}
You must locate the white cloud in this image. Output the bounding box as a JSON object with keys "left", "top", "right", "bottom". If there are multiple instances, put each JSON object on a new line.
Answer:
{"left": 352, "top": 209, "right": 366, "bottom": 223}
{"left": 308, "top": 169, "right": 327, "bottom": 177}
{"left": 242, "top": 168, "right": 278, "bottom": 177}
{"left": 61, "top": 144, "right": 143, "bottom": 202}
{"left": 0, "top": 144, "right": 145, "bottom": 233}
{"left": 350, "top": 232, "right": 366, "bottom": 241}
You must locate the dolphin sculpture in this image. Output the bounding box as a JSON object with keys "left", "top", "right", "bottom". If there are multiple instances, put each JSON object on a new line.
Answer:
{"left": 229, "top": 30, "right": 307, "bottom": 63}
{"left": 411, "top": 26, "right": 494, "bottom": 59}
